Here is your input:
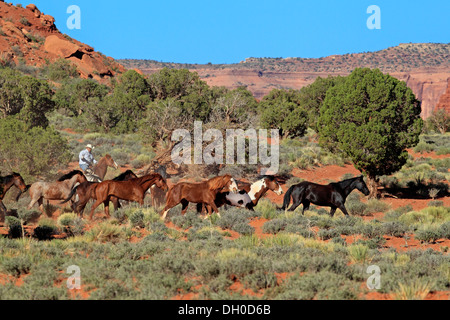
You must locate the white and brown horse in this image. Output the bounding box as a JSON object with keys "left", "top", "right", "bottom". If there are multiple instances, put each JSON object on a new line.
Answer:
{"left": 22, "top": 170, "right": 88, "bottom": 215}
{"left": 198, "top": 175, "right": 283, "bottom": 212}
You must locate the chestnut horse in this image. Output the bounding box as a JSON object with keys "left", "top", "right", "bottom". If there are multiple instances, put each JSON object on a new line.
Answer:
{"left": 23, "top": 170, "right": 87, "bottom": 215}
{"left": 61, "top": 170, "right": 138, "bottom": 215}
{"left": 161, "top": 174, "right": 239, "bottom": 220}
{"left": 281, "top": 175, "right": 370, "bottom": 216}
{"left": 85, "top": 154, "right": 119, "bottom": 182}
{"left": 0, "top": 172, "right": 29, "bottom": 215}
{"left": 198, "top": 175, "right": 283, "bottom": 212}
{"left": 88, "top": 173, "right": 168, "bottom": 220}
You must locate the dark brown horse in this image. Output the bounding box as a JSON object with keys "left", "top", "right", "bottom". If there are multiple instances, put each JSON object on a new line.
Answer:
{"left": 198, "top": 175, "right": 283, "bottom": 212}
{"left": 281, "top": 176, "right": 370, "bottom": 216}
{"left": 0, "top": 172, "right": 29, "bottom": 215}
{"left": 88, "top": 173, "right": 168, "bottom": 220}
{"left": 23, "top": 170, "right": 87, "bottom": 215}
{"left": 161, "top": 174, "right": 239, "bottom": 220}
{"left": 85, "top": 154, "right": 119, "bottom": 182}
{"left": 61, "top": 170, "right": 138, "bottom": 215}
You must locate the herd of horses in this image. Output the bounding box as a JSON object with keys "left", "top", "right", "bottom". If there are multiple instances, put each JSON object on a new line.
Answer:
{"left": 0, "top": 154, "right": 371, "bottom": 224}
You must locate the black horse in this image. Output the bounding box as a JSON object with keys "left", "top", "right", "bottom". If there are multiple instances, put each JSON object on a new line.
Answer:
{"left": 280, "top": 176, "right": 370, "bottom": 216}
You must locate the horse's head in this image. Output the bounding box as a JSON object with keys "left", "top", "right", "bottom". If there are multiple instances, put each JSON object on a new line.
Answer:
{"left": 76, "top": 171, "right": 88, "bottom": 184}
{"left": 355, "top": 176, "right": 370, "bottom": 196}
{"left": 104, "top": 154, "right": 119, "bottom": 169}
{"left": 222, "top": 175, "right": 239, "bottom": 194}
{"left": 12, "top": 172, "right": 28, "bottom": 192}
{"left": 154, "top": 174, "right": 169, "bottom": 191}
{"left": 264, "top": 176, "right": 283, "bottom": 195}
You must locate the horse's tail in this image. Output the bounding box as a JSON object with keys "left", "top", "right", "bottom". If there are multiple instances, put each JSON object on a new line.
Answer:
{"left": 279, "top": 185, "right": 294, "bottom": 210}
{"left": 15, "top": 185, "right": 31, "bottom": 202}
{"left": 61, "top": 185, "right": 79, "bottom": 204}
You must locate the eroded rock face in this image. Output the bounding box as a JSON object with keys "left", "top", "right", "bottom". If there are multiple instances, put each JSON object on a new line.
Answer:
{"left": 26, "top": 3, "right": 41, "bottom": 18}
{"left": 44, "top": 35, "right": 81, "bottom": 58}
{"left": 0, "top": 2, "right": 125, "bottom": 81}
{"left": 1, "top": 21, "right": 30, "bottom": 43}
{"left": 44, "top": 35, "right": 115, "bottom": 79}
{"left": 435, "top": 78, "right": 450, "bottom": 115}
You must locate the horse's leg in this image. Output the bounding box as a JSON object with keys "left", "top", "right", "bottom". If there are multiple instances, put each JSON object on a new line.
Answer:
{"left": 208, "top": 201, "right": 220, "bottom": 218}
{"left": 329, "top": 206, "right": 337, "bottom": 217}
{"left": 180, "top": 199, "right": 189, "bottom": 215}
{"left": 287, "top": 200, "right": 301, "bottom": 212}
{"left": 0, "top": 201, "right": 7, "bottom": 217}
{"left": 89, "top": 199, "right": 104, "bottom": 221}
{"left": 38, "top": 198, "right": 46, "bottom": 216}
{"left": 338, "top": 204, "right": 350, "bottom": 216}
{"left": 301, "top": 200, "right": 311, "bottom": 215}
{"left": 104, "top": 200, "right": 110, "bottom": 218}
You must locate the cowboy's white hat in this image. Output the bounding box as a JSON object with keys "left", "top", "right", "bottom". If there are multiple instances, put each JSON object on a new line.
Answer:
{"left": 86, "top": 144, "right": 94, "bottom": 149}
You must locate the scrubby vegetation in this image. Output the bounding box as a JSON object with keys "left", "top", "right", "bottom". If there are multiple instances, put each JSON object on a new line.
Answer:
{"left": 0, "top": 202, "right": 448, "bottom": 300}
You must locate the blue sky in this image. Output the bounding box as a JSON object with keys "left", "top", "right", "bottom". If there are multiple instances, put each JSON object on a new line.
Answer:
{"left": 15, "top": 0, "right": 450, "bottom": 64}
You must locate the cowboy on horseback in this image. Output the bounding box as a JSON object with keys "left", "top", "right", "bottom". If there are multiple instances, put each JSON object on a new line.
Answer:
{"left": 79, "top": 144, "right": 97, "bottom": 174}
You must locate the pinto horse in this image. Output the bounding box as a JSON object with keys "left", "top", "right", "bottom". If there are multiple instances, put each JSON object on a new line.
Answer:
{"left": 197, "top": 175, "right": 283, "bottom": 212}
{"left": 281, "top": 175, "right": 370, "bottom": 216}
{"left": 88, "top": 173, "right": 168, "bottom": 220}
{"left": 23, "top": 170, "right": 87, "bottom": 215}
{"left": 85, "top": 154, "right": 119, "bottom": 182}
{"left": 161, "top": 174, "right": 239, "bottom": 220}
{"left": 61, "top": 170, "right": 138, "bottom": 215}
{"left": 0, "top": 172, "right": 29, "bottom": 215}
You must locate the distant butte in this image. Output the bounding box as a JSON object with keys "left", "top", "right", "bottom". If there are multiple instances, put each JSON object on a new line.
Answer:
{"left": 120, "top": 43, "right": 450, "bottom": 119}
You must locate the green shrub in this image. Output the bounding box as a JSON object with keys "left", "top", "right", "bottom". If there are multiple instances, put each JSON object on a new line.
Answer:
{"left": 86, "top": 222, "right": 126, "bottom": 243}
{"left": 427, "top": 200, "right": 444, "bottom": 207}
{"left": 128, "top": 210, "right": 145, "bottom": 228}
{"left": 382, "top": 221, "right": 408, "bottom": 237}
{"left": 1, "top": 256, "right": 32, "bottom": 277}
{"left": 5, "top": 216, "right": 23, "bottom": 238}
{"left": 262, "top": 219, "right": 287, "bottom": 234}
{"left": 415, "top": 227, "right": 442, "bottom": 244}
{"left": 254, "top": 198, "right": 278, "bottom": 219}
{"left": 347, "top": 244, "right": 370, "bottom": 264}
{"left": 347, "top": 201, "right": 368, "bottom": 216}
{"left": 57, "top": 213, "right": 84, "bottom": 236}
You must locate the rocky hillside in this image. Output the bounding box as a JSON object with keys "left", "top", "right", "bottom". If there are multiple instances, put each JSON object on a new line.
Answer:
{"left": 120, "top": 43, "right": 450, "bottom": 118}
{"left": 0, "top": 2, "right": 125, "bottom": 81}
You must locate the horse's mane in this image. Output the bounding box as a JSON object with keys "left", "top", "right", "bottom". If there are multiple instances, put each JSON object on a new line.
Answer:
{"left": 58, "top": 170, "right": 84, "bottom": 181}
{"left": 256, "top": 175, "right": 277, "bottom": 182}
{"left": 208, "top": 174, "right": 231, "bottom": 191}
{"left": 331, "top": 175, "right": 363, "bottom": 189}
{"left": 113, "top": 170, "right": 136, "bottom": 181}
{"left": 0, "top": 173, "right": 19, "bottom": 184}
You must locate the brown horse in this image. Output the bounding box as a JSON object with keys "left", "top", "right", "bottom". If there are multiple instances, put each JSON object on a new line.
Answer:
{"left": 85, "top": 154, "right": 119, "bottom": 182}
{"left": 0, "top": 172, "right": 29, "bottom": 215}
{"left": 88, "top": 173, "right": 168, "bottom": 220}
{"left": 161, "top": 174, "right": 239, "bottom": 220}
{"left": 23, "top": 170, "right": 87, "bottom": 215}
{"left": 61, "top": 170, "right": 138, "bottom": 216}
{"left": 198, "top": 175, "right": 283, "bottom": 212}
